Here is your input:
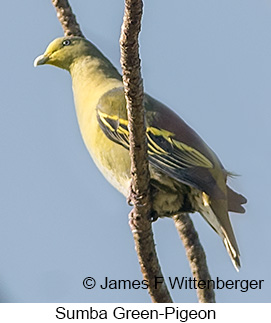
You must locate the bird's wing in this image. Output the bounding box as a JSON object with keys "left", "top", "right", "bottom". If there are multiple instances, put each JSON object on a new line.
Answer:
{"left": 97, "top": 110, "right": 130, "bottom": 150}
{"left": 96, "top": 88, "right": 247, "bottom": 213}
{"left": 145, "top": 126, "right": 222, "bottom": 196}
{"left": 96, "top": 90, "right": 224, "bottom": 198}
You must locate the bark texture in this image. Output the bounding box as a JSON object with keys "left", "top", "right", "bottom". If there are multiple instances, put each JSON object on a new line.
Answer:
{"left": 120, "top": 0, "right": 172, "bottom": 303}
{"left": 51, "top": 0, "right": 84, "bottom": 37}
{"left": 174, "top": 214, "right": 216, "bottom": 303}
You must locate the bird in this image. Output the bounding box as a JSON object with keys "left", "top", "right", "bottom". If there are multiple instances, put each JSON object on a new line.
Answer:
{"left": 34, "top": 36, "right": 247, "bottom": 270}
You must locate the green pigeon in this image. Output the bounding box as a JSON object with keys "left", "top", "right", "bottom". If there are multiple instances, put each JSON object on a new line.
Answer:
{"left": 34, "top": 37, "right": 247, "bottom": 270}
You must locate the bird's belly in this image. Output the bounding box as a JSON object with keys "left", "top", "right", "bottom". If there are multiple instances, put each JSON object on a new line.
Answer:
{"left": 93, "top": 148, "right": 131, "bottom": 196}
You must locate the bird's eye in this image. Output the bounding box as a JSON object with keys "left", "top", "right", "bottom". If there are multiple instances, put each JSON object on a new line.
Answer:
{"left": 62, "top": 39, "right": 71, "bottom": 46}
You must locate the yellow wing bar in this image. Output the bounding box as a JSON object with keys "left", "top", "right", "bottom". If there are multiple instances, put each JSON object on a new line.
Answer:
{"left": 97, "top": 110, "right": 214, "bottom": 171}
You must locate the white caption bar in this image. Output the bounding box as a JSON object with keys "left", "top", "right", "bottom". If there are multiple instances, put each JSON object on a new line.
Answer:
{"left": 0, "top": 303, "right": 268, "bottom": 322}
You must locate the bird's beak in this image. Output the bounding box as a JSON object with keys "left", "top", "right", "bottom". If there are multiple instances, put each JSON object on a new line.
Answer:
{"left": 33, "top": 54, "right": 49, "bottom": 67}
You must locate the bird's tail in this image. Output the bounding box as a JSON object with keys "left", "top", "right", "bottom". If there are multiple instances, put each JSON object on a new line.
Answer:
{"left": 195, "top": 192, "right": 241, "bottom": 271}
{"left": 220, "top": 226, "right": 241, "bottom": 271}
{"left": 210, "top": 198, "right": 241, "bottom": 271}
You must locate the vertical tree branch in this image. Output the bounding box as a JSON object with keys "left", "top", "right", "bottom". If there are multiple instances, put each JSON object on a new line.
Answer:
{"left": 51, "top": 0, "right": 84, "bottom": 37}
{"left": 173, "top": 214, "right": 216, "bottom": 303}
{"left": 120, "top": 0, "right": 172, "bottom": 303}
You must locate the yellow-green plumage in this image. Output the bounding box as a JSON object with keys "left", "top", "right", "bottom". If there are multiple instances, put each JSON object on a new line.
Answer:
{"left": 34, "top": 37, "right": 247, "bottom": 270}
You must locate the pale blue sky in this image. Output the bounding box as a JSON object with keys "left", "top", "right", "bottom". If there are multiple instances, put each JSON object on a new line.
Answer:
{"left": 0, "top": 0, "right": 270, "bottom": 302}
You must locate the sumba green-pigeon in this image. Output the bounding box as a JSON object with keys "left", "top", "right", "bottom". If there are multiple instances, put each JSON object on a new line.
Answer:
{"left": 34, "top": 37, "right": 247, "bottom": 270}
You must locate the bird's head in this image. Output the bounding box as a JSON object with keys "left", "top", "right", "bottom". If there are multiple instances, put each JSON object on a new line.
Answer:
{"left": 34, "top": 36, "right": 97, "bottom": 71}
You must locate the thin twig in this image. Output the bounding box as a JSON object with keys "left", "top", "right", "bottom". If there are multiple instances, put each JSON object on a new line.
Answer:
{"left": 173, "top": 214, "right": 216, "bottom": 303}
{"left": 120, "top": 0, "right": 172, "bottom": 303}
{"left": 51, "top": 0, "right": 84, "bottom": 37}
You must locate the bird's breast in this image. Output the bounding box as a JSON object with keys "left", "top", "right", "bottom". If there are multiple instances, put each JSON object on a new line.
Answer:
{"left": 72, "top": 80, "right": 131, "bottom": 196}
